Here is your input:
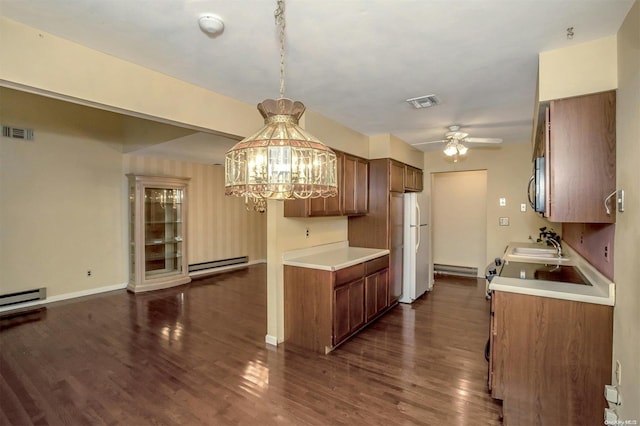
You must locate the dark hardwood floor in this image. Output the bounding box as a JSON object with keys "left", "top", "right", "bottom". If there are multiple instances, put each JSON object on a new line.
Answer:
{"left": 0, "top": 266, "right": 502, "bottom": 425}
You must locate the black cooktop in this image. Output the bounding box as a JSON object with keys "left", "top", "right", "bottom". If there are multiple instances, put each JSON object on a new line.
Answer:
{"left": 499, "top": 261, "right": 591, "bottom": 285}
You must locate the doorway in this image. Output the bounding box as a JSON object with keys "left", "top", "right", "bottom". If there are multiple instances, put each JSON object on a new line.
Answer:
{"left": 431, "top": 170, "right": 487, "bottom": 277}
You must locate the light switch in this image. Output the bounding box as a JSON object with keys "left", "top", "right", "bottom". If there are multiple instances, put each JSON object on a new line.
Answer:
{"left": 605, "top": 385, "right": 620, "bottom": 404}
{"left": 499, "top": 198, "right": 506, "bottom": 207}
{"left": 499, "top": 217, "right": 509, "bottom": 226}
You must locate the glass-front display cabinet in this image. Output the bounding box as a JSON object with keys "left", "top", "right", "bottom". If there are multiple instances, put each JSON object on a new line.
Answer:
{"left": 127, "top": 174, "right": 191, "bottom": 293}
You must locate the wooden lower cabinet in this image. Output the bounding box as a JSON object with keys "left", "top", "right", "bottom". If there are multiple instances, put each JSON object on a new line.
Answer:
{"left": 489, "top": 291, "right": 613, "bottom": 426}
{"left": 365, "top": 268, "right": 389, "bottom": 322}
{"left": 284, "top": 255, "right": 391, "bottom": 354}
{"left": 333, "top": 278, "right": 365, "bottom": 345}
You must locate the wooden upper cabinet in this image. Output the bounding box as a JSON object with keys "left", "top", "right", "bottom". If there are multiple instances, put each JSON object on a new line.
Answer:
{"left": 404, "top": 166, "right": 424, "bottom": 192}
{"left": 284, "top": 150, "right": 368, "bottom": 217}
{"left": 389, "top": 160, "right": 405, "bottom": 193}
{"left": 545, "top": 90, "right": 616, "bottom": 223}
{"left": 343, "top": 154, "right": 369, "bottom": 215}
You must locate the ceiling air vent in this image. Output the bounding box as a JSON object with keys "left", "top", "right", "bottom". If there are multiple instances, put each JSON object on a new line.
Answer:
{"left": 2, "top": 125, "right": 34, "bottom": 141}
{"left": 406, "top": 94, "right": 441, "bottom": 109}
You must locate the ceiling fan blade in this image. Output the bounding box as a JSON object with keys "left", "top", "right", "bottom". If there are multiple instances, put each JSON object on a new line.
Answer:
{"left": 411, "top": 139, "right": 448, "bottom": 146}
{"left": 464, "top": 137, "right": 503, "bottom": 144}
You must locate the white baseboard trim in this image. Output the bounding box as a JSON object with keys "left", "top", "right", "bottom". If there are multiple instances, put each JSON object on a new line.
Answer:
{"left": 0, "top": 260, "right": 269, "bottom": 315}
{"left": 189, "top": 259, "right": 266, "bottom": 278}
{"left": 0, "top": 282, "right": 128, "bottom": 314}
{"left": 265, "top": 334, "right": 279, "bottom": 347}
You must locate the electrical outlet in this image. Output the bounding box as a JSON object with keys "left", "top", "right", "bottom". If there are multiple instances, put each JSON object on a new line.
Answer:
{"left": 305, "top": 228, "right": 310, "bottom": 238}
{"left": 617, "top": 189, "right": 625, "bottom": 212}
{"left": 616, "top": 360, "right": 622, "bottom": 385}
{"left": 520, "top": 203, "right": 527, "bottom": 212}
{"left": 87, "top": 270, "right": 92, "bottom": 277}
{"left": 604, "top": 245, "right": 609, "bottom": 262}
{"left": 499, "top": 198, "right": 506, "bottom": 207}
{"left": 499, "top": 217, "right": 509, "bottom": 226}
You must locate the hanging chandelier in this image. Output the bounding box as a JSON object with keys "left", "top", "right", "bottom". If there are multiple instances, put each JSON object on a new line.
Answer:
{"left": 225, "top": 0, "right": 338, "bottom": 208}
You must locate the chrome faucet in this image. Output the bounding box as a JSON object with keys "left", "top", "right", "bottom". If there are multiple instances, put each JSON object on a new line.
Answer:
{"left": 547, "top": 237, "right": 563, "bottom": 258}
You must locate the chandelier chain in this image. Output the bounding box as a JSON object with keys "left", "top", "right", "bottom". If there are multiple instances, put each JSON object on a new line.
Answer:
{"left": 275, "top": 0, "right": 286, "bottom": 98}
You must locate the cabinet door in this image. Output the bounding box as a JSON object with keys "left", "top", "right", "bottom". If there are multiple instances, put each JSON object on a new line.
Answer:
{"left": 488, "top": 293, "right": 498, "bottom": 396}
{"left": 349, "top": 279, "right": 365, "bottom": 332}
{"left": 365, "top": 269, "right": 390, "bottom": 321}
{"left": 333, "top": 285, "right": 351, "bottom": 345}
{"left": 333, "top": 278, "right": 365, "bottom": 346}
{"left": 376, "top": 269, "right": 389, "bottom": 313}
{"left": 404, "top": 166, "right": 424, "bottom": 192}
{"left": 547, "top": 91, "right": 616, "bottom": 223}
{"left": 390, "top": 160, "right": 405, "bottom": 193}
{"left": 285, "top": 151, "right": 344, "bottom": 216}
{"left": 415, "top": 169, "right": 424, "bottom": 192}
{"left": 365, "top": 274, "right": 377, "bottom": 322}
{"left": 343, "top": 154, "right": 369, "bottom": 215}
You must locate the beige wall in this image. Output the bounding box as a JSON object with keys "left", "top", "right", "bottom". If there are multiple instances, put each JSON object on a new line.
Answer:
{"left": 304, "top": 110, "right": 369, "bottom": 158}
{"left": 369, "top": 133, "right": 424, "bottom": 169}
{"left": 0, "top": 88, "right": 268, "bottom": 302}
{"left": 0, "top": 88, "right": 126, "bottom": 297}
{"left": 0, "top": 17, "right": 262, "bottom": 138}
{"left": 122, "top": 156, "right": 267, "bottom": 265}
{"left": 614, "top": 1, "right": 639, "bottom": 421}
{"left": 432, "top": 170, "right": 487, "bottom": 274}
{"left": 424, "top": 144, "right": 551, "bottom": 267}
{"left": 539, "top": 35, "right": 618, "bottom": 101}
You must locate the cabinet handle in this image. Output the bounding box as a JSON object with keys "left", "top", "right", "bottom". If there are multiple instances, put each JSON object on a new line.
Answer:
{"left": 604, "top": 190, "right": 617, "bottom": 215}
{"left": 527, "top": 175, "right": 535, "bottom": 209}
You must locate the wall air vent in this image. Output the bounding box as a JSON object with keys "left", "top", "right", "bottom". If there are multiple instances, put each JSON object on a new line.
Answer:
{"left": 406, "top": 94, "right": 441, "bottom": 109}
{"left": 2, "top": 125, "right": 34, "bottom": 140}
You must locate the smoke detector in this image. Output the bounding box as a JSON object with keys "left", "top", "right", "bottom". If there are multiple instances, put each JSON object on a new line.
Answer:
{"left": 199, "top": 14, "right": 224, "bottom": 36}
{"left": 406, "top": 94, "right": 441, "bottom": 109}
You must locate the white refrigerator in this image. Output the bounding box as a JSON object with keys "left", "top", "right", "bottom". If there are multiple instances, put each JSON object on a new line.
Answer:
{"left": 400, "top": 192, "right": 432, "bottom": 303}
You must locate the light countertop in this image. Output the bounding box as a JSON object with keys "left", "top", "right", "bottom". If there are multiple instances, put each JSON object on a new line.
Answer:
{"left": 283, "top": 241, "right": 389, "bottom": 271}
{"left": 489, "top": 242, "right": 615, "bottom": 306}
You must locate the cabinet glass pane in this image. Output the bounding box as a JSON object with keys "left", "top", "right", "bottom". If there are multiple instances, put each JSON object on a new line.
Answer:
{"left": 129, "top": 184, "right": 136, "bottom": 282}
{"left": 143, "top": 187, "right": 184, "bottom": 279}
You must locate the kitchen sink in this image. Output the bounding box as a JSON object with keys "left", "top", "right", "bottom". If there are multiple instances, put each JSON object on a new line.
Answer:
{"left": 506, "top": 245, "right": 570, "bottom": 263}
{"left": 512, "top": 247, "right": 557, "bottom": 256}
{"left": 499, "top": 261, "right": 591, "bottom": 285}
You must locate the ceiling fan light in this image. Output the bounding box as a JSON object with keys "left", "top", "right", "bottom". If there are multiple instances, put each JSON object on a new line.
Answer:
{"left": 457, "top": 144, "right": 468, "bottom": 155}
{"left": 443, "top": 142, "right": 458, "bottom": 156}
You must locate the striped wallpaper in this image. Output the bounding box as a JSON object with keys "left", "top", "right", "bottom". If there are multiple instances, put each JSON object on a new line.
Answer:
{"left": 123, "top": 155, "right": 267, "bottom": 265}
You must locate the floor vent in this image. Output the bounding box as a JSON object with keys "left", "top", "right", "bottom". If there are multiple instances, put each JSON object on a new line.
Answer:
{"left": 2, "top": 125, "right": 34, "bottom": 141}
{"left": 0, "top": 288, "right": 47, "bottom": 307}
{"left": 434, "top": 264, "right": 479, "bottom": 278}
{"left": 189, "top": 256, "right": 248, "bottom": 273}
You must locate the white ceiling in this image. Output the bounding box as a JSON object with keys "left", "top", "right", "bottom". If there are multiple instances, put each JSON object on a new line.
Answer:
{"left": 0, "top": 0, "right": 634, "bottom": 161}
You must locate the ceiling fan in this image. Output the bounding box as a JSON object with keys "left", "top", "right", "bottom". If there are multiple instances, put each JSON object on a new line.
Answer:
{"left": 413, "top": 125, "right": 503, "bottom": 158}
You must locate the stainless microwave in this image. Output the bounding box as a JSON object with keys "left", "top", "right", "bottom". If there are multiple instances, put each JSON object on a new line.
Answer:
{"left": 528, "top": 156, "right": 545, "bottom": 213}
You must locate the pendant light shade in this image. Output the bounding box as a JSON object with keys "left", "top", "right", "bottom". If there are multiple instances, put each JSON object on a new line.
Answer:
{"left": 224, "top": 0, "right": 338, "bottom": 205}
{"left": 225, "top": 98, "right": 338, "bottom": 200}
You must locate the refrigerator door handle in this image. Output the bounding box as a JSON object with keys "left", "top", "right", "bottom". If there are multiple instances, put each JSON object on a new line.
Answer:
{"left": 416, "top": 203, "right": 421, "bottom": 252}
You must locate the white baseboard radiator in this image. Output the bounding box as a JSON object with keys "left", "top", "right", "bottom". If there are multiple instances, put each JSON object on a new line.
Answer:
{"left": 434, "top": 264, "right": 479, "bottom": 278}
{"left": 0, "top": 288, "right": 47, "bottom": 307}
{"left": 189, "top": 256, "right": 248, "bottom": 273}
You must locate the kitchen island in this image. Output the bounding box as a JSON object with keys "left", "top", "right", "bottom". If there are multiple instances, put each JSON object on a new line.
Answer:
{"left": 283, "top": 242, "right": 391, "bottom": 354}
{"left": 488, "top": 242, "right": 614, "bottom": 426}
